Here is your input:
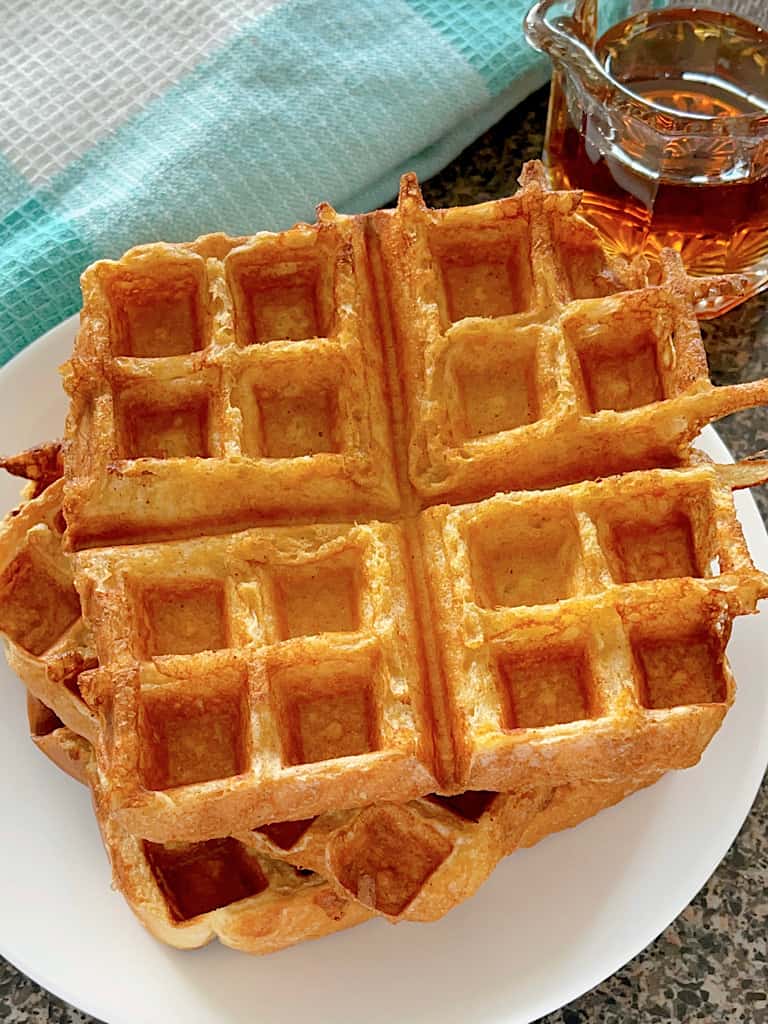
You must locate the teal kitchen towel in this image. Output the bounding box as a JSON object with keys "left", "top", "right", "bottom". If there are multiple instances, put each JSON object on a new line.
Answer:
{"left": 0, "top": 0, "right": 549, "bottom": 364}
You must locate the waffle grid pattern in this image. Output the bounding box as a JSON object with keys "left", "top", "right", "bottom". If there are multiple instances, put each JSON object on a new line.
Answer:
{"left": 24, "top": 697, "right": 372, "bottom": 949}
{"left": 74, "top": 461, "right": 768, "bottom": 837}
{"left": 421, "top": 463, "right": 762, "bottom": 790}
{"left": 26, "top": 697, "right": 665, "bottom": 944}
{"left": 381, "top": 173, "right": 760, "bottom": 501}
{"left": 65, "top": 216, "right": 399, "bottom": 545}
{"left": 60, "top": 172, "right": 768, "bottom": 844}
{"left": 64, "top": 172, "right": 765, "bottom": 544}
{"left": 78, "top": 518, "right": 434, "bottom": 838}
{"left": 8, "top": 477, "right": 681, "bottom": 932}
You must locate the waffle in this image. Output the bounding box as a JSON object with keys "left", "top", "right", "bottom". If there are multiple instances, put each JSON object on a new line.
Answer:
{"left": 0, "top": 450, "right": 97, "bottom": 741}
{"left": 6, "top": 165, "right": 768, "bottom": 951}
{"left": 236, "top": 776, "right": 668, "bottom": 922}
{"left": 7, "top": 499, "right": 656, "bottom": 930}
{"left": 376, "top": 166, "right": 768, "bottom": 503}
{"left": 28, "top": 692, "right": 663, "bottom": 928}
{"left": 62, "top": 164, "right": 767, "bottom": 547}
{"left": 421, "top": 458, "right": 768, "bottom": 791}
{"left": 7, "top": 496, "right": 665, "bottom": 930}
{"left": 63, "top": 221, "right": 400, "bottom": 548}
{"left": 74, "top": 455, "right": 768, "bottom": 842}
{"left": 61, "top": 167, "right": 768, "bottom": 843}
{"left": 2, "top": 463, "right": 697, "bottom": 927}
{"left": 25, "top": 694, "right": 372, "bottom": 953}
{"left": 3, "top": 459, "right": 676, "bottom": 922}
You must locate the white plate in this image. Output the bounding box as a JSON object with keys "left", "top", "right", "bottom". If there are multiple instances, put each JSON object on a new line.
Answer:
{"left": 1, "top": 316, "right": 767, "bottom": 1024}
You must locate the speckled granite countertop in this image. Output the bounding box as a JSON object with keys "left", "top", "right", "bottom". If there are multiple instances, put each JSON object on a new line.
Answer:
{"left": 2, "top": 86, "right": 766, "bottom": 1024}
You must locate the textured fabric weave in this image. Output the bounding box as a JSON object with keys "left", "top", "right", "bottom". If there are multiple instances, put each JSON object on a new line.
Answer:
{"left": 0, "top": 0, "right": 549, "bottom": 363}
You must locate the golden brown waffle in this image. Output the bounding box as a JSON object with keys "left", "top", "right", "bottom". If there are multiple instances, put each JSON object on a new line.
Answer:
{"left": 0, "top": 461, "right": 683, "bottom": 913}
{"left": 62, "top": 164, "right": 767, "bottom": 547}
{"left": 25, "top": 695, "right": 372, "bottom": 953}
{"left": 28, "top": 692, "right": 664, "bottom": 929}
{"left": 11, "top": 552, "right": 655, "bottom": 930}
{"left": 77, "top": 517, "right": 437, "bottom": 839}
{"left": 375, "top": 166, "right": 768, "bottom": 503}
{"left": 6, "top": 486, "right": 664, "bottom": 932}
{"left": 74, "top": 456, "right": 768, "bottom": 843}
{"left": 0, "top": 456, "right": 97, "bottom": 741}
{"left": 59, "top": 168, "right": 768, "bottom": 838}
{"left": 421, "top": 459, "right": 768, "bottom": 791}
{"left": 236, "top": 777, "right": 671, "bottom": 923}
{"left": 60, "top": 167, "right": 768, "bottom": 833}
{"left": 15, "top": 166, "right": 768, "bottom": 943}
{"left": 63, "top": 220, "right": 400, "bottom": 548}
{"left": 240, "top": 790, "right": 544, "bottom": 923}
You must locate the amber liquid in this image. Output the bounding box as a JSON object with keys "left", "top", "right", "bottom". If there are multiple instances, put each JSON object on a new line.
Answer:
{"left": 546, "top": 7, "right": 768, "bottom": 276}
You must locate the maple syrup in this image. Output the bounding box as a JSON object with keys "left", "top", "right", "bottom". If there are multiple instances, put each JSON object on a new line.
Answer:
{"left": 545, "top": 7, "right": 768, "bottom": 276}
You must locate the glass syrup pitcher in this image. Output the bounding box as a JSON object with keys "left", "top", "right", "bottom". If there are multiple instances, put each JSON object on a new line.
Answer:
{"left": 525, "top": 0, "right": 768, "bottom": 313}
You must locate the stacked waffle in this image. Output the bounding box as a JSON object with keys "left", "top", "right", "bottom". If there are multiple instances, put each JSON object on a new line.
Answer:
{"left": 2, "top": 163, "right": 768, "bottom": 954}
